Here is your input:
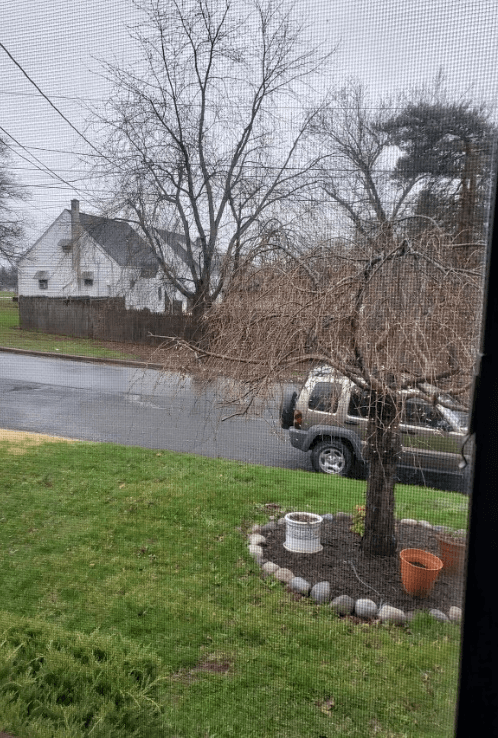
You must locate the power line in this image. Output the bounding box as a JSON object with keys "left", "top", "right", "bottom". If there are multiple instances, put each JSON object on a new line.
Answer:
{"left": 0, "top": 88, "right": 100, "bottom": 103}
{"left": 6, "top": 143, "right": 104, "bottom": 158}
{"left": 0, "top": 42, "right": 103, "bottom": 157}
{"left": 0, "top": 86, "right": 411, "bottom": 112}
{"left": 0, "top": 126, "right": 89, "bottom": 195}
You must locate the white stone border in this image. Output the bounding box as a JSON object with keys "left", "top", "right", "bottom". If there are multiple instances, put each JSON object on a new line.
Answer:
{"left": 247, "top": 512, "right": 463, "bottom": 625}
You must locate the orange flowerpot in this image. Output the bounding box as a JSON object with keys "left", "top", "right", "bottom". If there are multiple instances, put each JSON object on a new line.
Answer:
{"left": 436, "top": 535, "right": 466, "bottom": 575}
{"left": 400, "top": 549, "right": 443, "bottom": 598}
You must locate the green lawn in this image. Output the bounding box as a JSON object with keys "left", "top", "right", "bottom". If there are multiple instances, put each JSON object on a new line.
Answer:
{"left": 0, "top": 437, "right": 467, "bottom": 737}
{"left": 0, "top": 293, "right": 139, "bottom": 361}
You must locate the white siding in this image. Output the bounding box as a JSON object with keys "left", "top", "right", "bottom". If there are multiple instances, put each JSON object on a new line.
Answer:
{"left": 18, "top": 210, "right": 119, "bottom": 299}
{"left": 18, "top": 208, "right": 185, "bottom": 313}
{"left": 18, "top": 211, "right": 74, "bottom": 297}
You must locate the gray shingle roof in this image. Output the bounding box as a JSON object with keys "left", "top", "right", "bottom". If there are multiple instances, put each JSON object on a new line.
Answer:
{"left": 156, "top": 228, "right": 191, "bottom": 265}
{"left": 78, "top": 212, "right": 160, "bottom": 273}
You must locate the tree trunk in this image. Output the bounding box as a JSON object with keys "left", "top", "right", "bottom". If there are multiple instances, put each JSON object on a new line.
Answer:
{"left": 361, "top": 391, "right": 400, "bottom": 557}
{"left": 190, "top": 281, "right": 212, "bottom": 347}
{"left": 190, "top": 280, "right": 211, "bottom": 319}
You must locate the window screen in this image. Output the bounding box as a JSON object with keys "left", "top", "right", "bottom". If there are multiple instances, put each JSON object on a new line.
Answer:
{"left": 1, "top": 0, "right": 494, "bottom": 735}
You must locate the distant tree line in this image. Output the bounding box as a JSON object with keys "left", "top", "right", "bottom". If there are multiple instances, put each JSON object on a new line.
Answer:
{"left": 0, "top": 264, "right": 17, "bottom": 289}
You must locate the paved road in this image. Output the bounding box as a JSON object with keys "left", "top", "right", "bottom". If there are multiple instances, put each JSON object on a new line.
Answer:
{"left": 0, "top": 351, "right": 311, "bottom": 472}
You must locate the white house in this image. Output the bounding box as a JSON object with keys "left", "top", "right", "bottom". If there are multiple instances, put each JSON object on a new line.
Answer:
{"left": 18, "top": 200, "right": 193, "bottom": 313}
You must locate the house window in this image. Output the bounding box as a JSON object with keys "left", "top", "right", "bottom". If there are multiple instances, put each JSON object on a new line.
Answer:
{"left": 38, "top": 279, "right": 48, "bottom": 290}
{"left": 158, "top": 287, "right": 162, "bottom": 300}
{"left": 82, "top": 271, "right": 94, "bottom": 288}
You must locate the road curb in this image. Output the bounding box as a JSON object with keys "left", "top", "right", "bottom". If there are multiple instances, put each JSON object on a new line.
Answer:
{"left": 0, "top": 345, "right": 165, "bottom": 370}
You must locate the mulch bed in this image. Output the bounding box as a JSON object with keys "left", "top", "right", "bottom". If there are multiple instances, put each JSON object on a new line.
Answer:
{"left": 262, "top": 518, "right": 464, "bottom": 614}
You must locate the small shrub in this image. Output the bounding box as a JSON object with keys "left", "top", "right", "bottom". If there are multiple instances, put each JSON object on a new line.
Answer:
{"left": 350, "top": 505, "right": 366, "bottom": 537}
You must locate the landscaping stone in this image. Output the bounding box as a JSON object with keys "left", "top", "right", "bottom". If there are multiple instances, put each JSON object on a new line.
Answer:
{"left": 248, "top": 534, "right": 266, "bottom": 546}
{"left": 378, "top": 605, "right": 406, "bottom": 623}
{"left": 246, "top": 514, "right": 463, "bottom": 627}
{"left": 260, "top": 521, "right": 277, "bottom": 533}
{"left": 274, "top": 567, "right": 294, "bottom": 583}
{"left": 355, "top": 599, "right": 378, "bottom": 618}
{"left": 330, "top": 594, "right": 355, "bottom": 615}
{"left": 433, "top": 525, "right": 450, "bottom": 533}
{"left": 334, "top": 512, "right": 351, "bottom": 521}
{"left": 310, "top": 581, "right": 331, "bottom": 604}
{"left": 262, "top": 562, "right": 279, "bottom": 575}
{"left": 429, "top": 608, "right": 449, "bottom": 622}
{"left": 248, "top": 544, "right": 264, "bottom": 561}
{"left": 290, "top": 577, "right": 311, "bottom": 595}
{"left": 448, "top": 606, "right": 462, "bottom": 622}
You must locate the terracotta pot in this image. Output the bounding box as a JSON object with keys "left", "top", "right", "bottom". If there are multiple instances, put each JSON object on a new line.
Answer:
{"left": 436, "top": 534, "right": 466, "bottom": 575}
{"left": 399, "top": 548, "right": 443, "bottom": 598}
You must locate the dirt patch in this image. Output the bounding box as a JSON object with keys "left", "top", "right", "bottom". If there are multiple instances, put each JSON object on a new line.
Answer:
{"left": 195, "top": 660, "right": 231, "bottom": 674}
{"left": 0, "top": 429, "right": 79, "bottom": 453}
{"left": 262, "top": 518, "right": 464, "bottom": 613}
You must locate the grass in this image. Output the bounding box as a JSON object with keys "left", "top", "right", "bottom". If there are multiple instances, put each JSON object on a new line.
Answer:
{"left": 0, "top": 436, "right": 467, "bottom": 737}
{"left": 0, "top": 292, "right": 139, "bottom": 361}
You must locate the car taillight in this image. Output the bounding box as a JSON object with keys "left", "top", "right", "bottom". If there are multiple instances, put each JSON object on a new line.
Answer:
{"left": 293, "top": 410, "right": 302, "bottom": 429}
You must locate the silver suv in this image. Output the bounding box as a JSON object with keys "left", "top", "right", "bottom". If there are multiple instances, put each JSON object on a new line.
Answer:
{"left": 280, "top": 366, "right": 471, "bottom": 492}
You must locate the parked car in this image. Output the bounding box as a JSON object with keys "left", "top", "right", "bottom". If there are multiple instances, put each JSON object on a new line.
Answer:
{"left": 280, "top": 365, "right": 471, "bottom": 492}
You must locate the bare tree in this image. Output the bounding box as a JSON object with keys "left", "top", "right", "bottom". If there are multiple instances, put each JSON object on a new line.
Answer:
{"left": 183, "top": 227, "right": 481, "bottom": 557}
{"left": 308, "top": 81, "right": 496, "bottom": 262}
{"left": 0, "top": 138, "right": 27, "bottom": 264}
{"left": 308, "top": 81, "right": 426, "bottom": 250}
{"left": 92, "top": 0, "right": 333, "bottom": 317}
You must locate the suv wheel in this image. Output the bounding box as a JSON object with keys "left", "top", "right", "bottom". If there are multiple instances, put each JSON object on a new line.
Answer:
{"left": 311, "top": 439, "right": 353, "bottom": 476}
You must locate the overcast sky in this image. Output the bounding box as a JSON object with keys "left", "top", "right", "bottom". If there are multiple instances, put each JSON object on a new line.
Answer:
{"left": 1, "top": 0, "right": 497, "bottom": 243}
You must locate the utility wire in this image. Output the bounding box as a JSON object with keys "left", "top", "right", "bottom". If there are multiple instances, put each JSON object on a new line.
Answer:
{"left": 0, "top": 87, "right": 412, "bottom": 112}
{"left": 0, "top": 125, "right": 82, "bottom": 192}
{"left": 6, "top": 143, "right": 104, "bottom": 158}
{"left": 0, "top": 41, "right": 103, "bottom": 157}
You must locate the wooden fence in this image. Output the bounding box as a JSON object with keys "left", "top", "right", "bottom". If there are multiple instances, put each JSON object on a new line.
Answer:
{"left": 18, "top": 296, "right": 202, "bottom": 345}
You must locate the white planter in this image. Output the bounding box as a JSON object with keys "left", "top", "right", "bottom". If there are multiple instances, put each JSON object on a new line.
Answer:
{"left": 284, "top": 512, "right": 323, "bottom": 554}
